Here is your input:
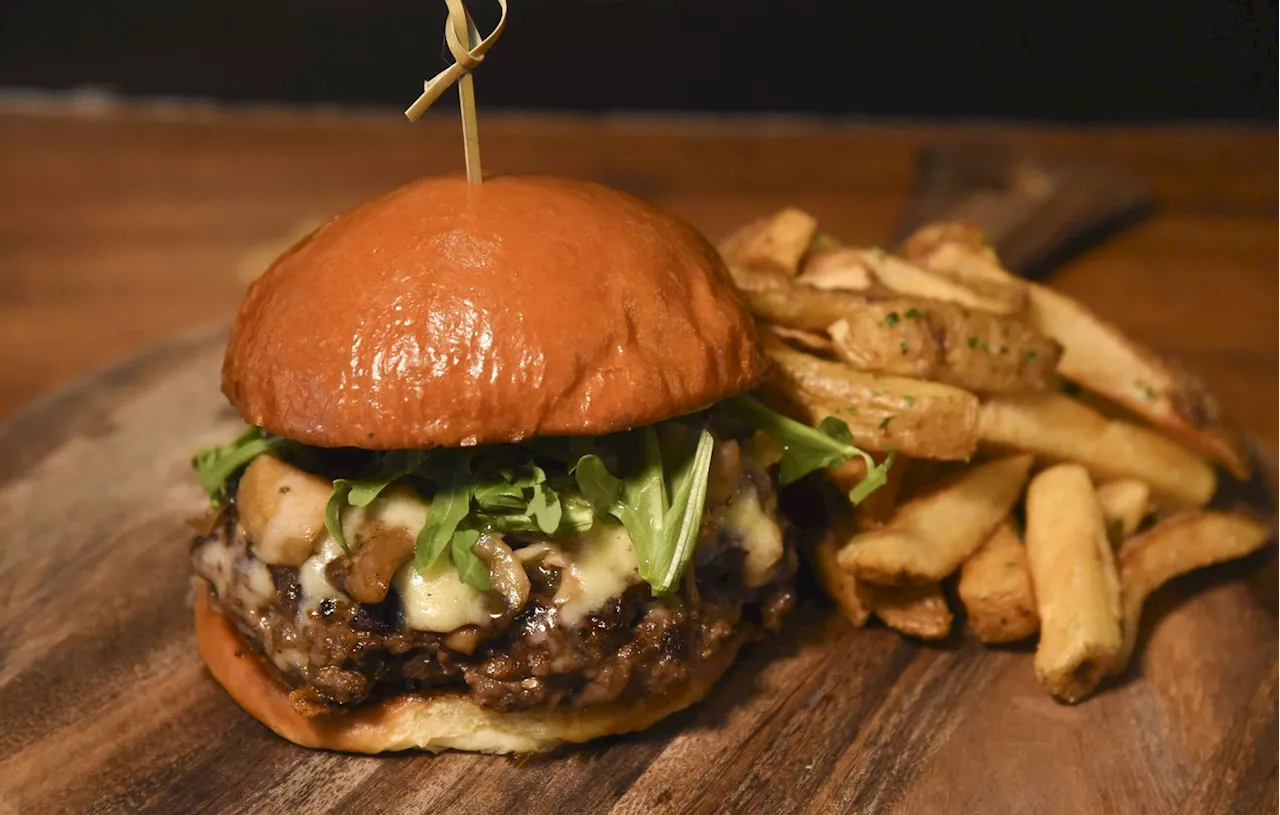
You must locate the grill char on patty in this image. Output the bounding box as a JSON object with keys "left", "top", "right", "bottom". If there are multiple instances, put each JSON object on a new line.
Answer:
{"left": 193, "top": 499, "right": 795, "bottom": 715}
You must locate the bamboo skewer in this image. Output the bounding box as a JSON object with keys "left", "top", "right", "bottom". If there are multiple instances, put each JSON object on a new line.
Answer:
{"left": 449, "top": 1, "right": 483, "bottom": 183}
{"left": 404, "top": 0, "right": 509, "bottom": 184}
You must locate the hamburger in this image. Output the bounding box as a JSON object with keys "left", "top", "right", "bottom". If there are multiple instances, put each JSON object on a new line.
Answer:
{"left": 190, "top": 174, "right": 886, "bottom": 753}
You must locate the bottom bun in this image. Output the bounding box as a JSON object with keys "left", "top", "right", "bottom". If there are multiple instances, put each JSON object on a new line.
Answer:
{"left": 194, "top": 582, "right": 743, "bottom": 754}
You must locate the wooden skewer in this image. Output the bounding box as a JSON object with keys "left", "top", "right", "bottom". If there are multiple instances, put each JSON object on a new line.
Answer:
{"left": 405, "top": 0, "right": 509, "bottom": 184}
{"left": 450, "top": 1, "right": 483, "bottom": 183}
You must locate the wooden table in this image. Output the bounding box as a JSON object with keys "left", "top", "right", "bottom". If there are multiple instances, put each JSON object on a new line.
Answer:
{"left": 0, "top": 102, "right": 1275, "bottom": 814}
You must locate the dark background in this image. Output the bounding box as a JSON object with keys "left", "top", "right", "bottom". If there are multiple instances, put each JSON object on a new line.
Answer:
{"left": 1, "top": 0, "right": 1276, "bottom": 120}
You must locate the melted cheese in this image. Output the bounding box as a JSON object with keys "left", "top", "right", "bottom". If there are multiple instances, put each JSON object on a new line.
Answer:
{"left": 558, "top": 523, "right": 642, "bottom": 626}
{"left": 239, "top": 557, "right": 275, "bottom": 609}
{"left": 393, "top": 558, "right": 492, "bottom": 632}
{"left": 342, "top": 487, "right": 429, "bottom": 544}
{"left": 294, "top": 488, "right": 431, "bottom": 612}
{"left": 297, "top": 537, "right": 346, "bottom": 614}
{"left": 193, "top": 537, "right": 273, "bottom": 610}
{"left": 293, "top": 488, "right": 496, "bottom": 633}
{"left": 714, "top": 483, "right": 784, "bottom": 587}
{"left": 194, "top": 537, "right": 236, "bottom": 598}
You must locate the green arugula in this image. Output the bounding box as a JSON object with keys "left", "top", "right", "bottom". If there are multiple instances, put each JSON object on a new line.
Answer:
{"left": 573, "top": 426, "right": 714, "bottom": 594}
{"left": 725, "top": 395, "right": 892, "bottom": 505}
{"left": 192, "top": 393, "right": 890, "bottom": 600}
{"left": 414, "top": 453, "right": 478, "bottom": 578}
{"left": 653, "top": 428, "right": 715, "bottom": 592}
{"left": 323, "top": 450, "right": 428, "bottom": 552}
{"left": 191, "top": 425, "right": 284, "bottom": 504}
{"left": 319, "top": 447, "right": 594, "bottom": 591}
{"left": 524, "top": 466, "right": 562, "bottom": 534}
{"left": 478, "top": 494, "right": 595, "bottom": 535}
{"left": 449, "top": 529, "right": 490, "bottom": 589}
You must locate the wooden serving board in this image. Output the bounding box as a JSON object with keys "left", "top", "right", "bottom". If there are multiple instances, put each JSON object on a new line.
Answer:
{"left": 0, "top": 325, "right": 1275, "bottom": 815}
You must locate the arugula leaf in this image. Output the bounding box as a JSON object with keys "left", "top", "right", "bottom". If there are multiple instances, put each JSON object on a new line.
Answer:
{"left": 727, "top": 395, "right": 891, "bottom": 505}
{"left": 414, "top": 454, "right": 475, "bottom": 574}
{"left": 323, "top": 450, "right": 427, "bottom": 552}
{"left": 526, "top": 472, "right": 563, "bottom": 534}
{"left": 622, "top": 427, "right": 669, "bottom": 577}
{"left": 573, "top": 427, "right": 715, "bottom": 594}
{"left": 351, "top": 450, "right": 427, "bottom": 505}
{"left": 324, "top": 482, "right": 354, "bottom": 552}
{"left": 652, "top": 428, "right": 715, "bottom": 594}
{"left": 574, "top": 455, "right": 624, "bottom": 517}
{"left": 191, "top": 425, "right": 283, "bottom": 504}
{"left": 848, "top": 453, "right": 894, "bottom": 504}
{"left": 478, "top": 495, "right": 595, "bottom": 535}
{"left": 469, "top": 463, "right": 569, "bottom": 535}
{"left": 727, "top": 396, "right": 850, "bottom": 484}
{"left": 472, "top": 479, "right": 529, "bottom": 511}
{"left": 448, "top": 529, "right": 491, "bottom": 590}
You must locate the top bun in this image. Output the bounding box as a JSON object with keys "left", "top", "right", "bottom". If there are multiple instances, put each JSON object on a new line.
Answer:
{"left": 222, "top": 175, "right": 764, "bottom": 449}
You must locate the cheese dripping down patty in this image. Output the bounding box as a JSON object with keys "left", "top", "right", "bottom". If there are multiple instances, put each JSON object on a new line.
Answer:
{"left": 235, "top": 454, "right": 785, "bottom": 634}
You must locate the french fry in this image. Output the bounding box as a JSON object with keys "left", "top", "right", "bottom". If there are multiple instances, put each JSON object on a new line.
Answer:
{"left": 811, "top": 531, "right": 871, "bottom": 627}
{"left": 898, "top": 221, "right": 1027, "bottom": 313}
{"left": 823, "top": 298, "right": 1059, "bottom": 393}
{"left": 861, "top": 582, "right": 953, "bottom": 640}
{"left": 734, "top": 280, "right": 858, "bottom": 330}
{"left": 898, "top": 221, "right": 1016, "bottom": 280}
{"left": 1095, "top": 479, "right": 1151, "bottom": 543}
{"left": 1025, "top": 283, "right": 1249, "bottom": 478}
{"left": 978, "top": 392, "right": 1216, "bottom": 506}
{"left": 764, "top": 323, "right": 836, "bottom": 355}
{"left": 795, "top": 248, "right": 875, "bottom": 292}
{"left": 1108, "top": 511, "right": 1271, "bottom": 675}
{"left": 1024, "top": 464, "right": 1123, "bottom": 703}
{"left": 737, "top": 281, "right": 1060, "bottom": 393}
{"left": 719, "top": 208, "right": 817, "bottom": 276}
{"left": 727, "top": 265, "right": 791, "bottom": 294}
{"left": 918, "top": 302, "right": 1060, "bottom": 393}
{"left": 837, "top": 454, "right": 1033, "bottom": 585}
{"left": 827, "top": 305, "right": 938, "bottom": 379}
{"left": 807, "top": 229, "right": 844, "bottom": 257}
{"left": 811, "top": 495, "right": 950, "bottom": 640}
{"left": 958, "top": 521, "right": 1040, "bottom": 643}
{"left": 896, "top": 459, "right": 969, "bottom": 502}
{"left": 859, "top": 248, "right": 1022, "bottom": 315}
{"left": 763, "top": 338, "right": 980, "bottom": 460}
{"left": 724, "top": 213, "right": 1268, "bottom": 704}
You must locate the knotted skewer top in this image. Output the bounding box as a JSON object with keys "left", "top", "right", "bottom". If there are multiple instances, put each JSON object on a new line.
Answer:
{"left": 405, "top": 0, "right": 508, "bottom": 182}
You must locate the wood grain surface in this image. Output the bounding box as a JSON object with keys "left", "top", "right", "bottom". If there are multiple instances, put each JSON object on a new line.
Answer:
{"left": 0, "top": 331, "right": 1275, "bottom": 815}
{"left": 0, "top": 101, "right": 1276, "bottom": 814}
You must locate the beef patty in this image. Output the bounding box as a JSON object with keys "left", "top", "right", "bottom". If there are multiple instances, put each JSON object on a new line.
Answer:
{"left": 193, "top": 502, "right": 795, "bottom": 715}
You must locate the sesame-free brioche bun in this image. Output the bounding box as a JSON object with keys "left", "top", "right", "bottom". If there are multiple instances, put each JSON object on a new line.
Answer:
{"left": 222, "top": 174, "right": 764, "bottom": 449}
{"left": 194, "top": 584, "right": 742, "bottom": 754}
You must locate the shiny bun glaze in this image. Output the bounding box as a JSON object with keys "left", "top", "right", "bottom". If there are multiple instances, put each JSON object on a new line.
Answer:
{"left": 223, "top": 175, "right": 764, "bottom": 448}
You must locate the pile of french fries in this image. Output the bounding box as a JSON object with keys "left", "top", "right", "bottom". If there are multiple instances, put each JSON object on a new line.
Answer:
{"left": 721, "top": 210, "right": 1273, "bottom": 703}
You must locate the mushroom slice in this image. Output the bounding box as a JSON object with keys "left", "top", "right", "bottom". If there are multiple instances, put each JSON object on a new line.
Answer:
{"left": 473, "top": 534, "right": 530, "bottom": 616}
{"left": 328, "top": 524, "right": 416, "bottom": 605}
{"left": 237, "top": 455, "right": 333, "bottom": 566}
